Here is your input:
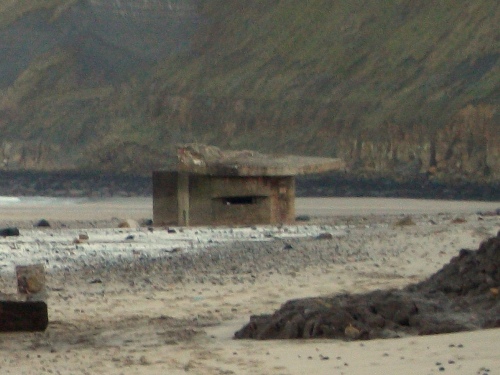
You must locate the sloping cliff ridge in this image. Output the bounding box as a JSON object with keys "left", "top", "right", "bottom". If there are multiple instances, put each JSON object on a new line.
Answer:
{"left": 0, "top": 0, "right": 498, "bottom": 183}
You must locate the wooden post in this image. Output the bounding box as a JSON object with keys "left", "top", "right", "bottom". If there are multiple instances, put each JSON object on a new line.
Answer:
{"left": 0, "top": 264, "right": 48, "bottom": 332}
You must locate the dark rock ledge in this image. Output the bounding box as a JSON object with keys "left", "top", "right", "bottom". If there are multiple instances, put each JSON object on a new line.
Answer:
{"left": 234, "top": 233, "right": 500, "bottom": 340}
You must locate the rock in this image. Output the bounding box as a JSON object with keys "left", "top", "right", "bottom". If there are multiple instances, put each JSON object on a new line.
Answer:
{"left": 0, "top": 227, "right": 20, "bottom": 237}
{"left": 16, "top": 265, "right": 46, "bottom": 295}
{"left": 234, "top": 235, "right": 500, "bottom": 340}
{"left": 118, "top": 219, "right": 139, "bottom": 228}
{"left": 344, "top": 324, "right": 361, "bottom": 340}
{"left": 141, "top": 218, "right": 153, "bottom": 226}
{"left": 74, "top": 233, "right": 89, "bottom": 244}
{"left": 296, "top": 215, "right": 311, "bottom": 222}
{"left": 316, "top": 232, "right": 333, "bottom": 240}
{"left": 35, "top": 219, "right": 51, "bottom": 228}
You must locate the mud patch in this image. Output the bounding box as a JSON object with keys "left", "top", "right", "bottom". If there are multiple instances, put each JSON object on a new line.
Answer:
{"left": 235, "top": 234, "right": 500, "bottom": 340}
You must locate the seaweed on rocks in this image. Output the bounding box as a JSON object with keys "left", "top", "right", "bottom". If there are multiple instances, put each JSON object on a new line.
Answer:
{"left": 234, "top": 233, "right": 500, "bottom": 340}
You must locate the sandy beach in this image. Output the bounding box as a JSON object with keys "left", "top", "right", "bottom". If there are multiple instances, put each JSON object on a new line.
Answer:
{"left": 0, "top": 197, "right": 499, "bottom": 374}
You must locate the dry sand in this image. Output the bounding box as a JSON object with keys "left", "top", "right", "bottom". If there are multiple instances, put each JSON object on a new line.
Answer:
{"left": 0, "top": 197, "right": 499, "bottom": 374}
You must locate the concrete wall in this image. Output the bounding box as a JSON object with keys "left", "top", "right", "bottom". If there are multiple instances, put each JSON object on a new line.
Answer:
{"left": 152, "top": 172, "right": 296, "bottom": 226}
{"left": 152, "top": 171, "right": 178, "bottom": 226}
{"left": 269, "top": 176, "right": 295, "bottom": 224}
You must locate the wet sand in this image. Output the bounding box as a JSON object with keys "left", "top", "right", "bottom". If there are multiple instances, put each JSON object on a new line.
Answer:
{"left": 2, "top": 197, "right": 499, "bottom": 221}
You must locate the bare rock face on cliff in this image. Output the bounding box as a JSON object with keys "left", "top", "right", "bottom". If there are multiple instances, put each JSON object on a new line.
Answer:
{"left": 234, "top": 233, "right": 500, "bottom": 340}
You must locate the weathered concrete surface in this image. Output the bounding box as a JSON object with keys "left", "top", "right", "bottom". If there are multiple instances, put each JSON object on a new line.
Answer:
{"left": 153, "top": 171, "right": 296, "bottom": 226}
{"left": 153, "top": 144, "right": 343, "bottom": 226}
{"left": 177, "top": 144, "right": 346, "bottom": 176}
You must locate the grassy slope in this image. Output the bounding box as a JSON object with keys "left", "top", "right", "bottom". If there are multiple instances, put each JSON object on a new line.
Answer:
{"left": 157, "top": 0, "right": 498, "bottom": 119}
{"left": 0, "top": 0, "right": 75, "bottom": 26}
{"left": 137, "top": 0, "right": 495, "bottom": 160}
{"left": 0, "top": 0, "right": 498, "bottom": 173}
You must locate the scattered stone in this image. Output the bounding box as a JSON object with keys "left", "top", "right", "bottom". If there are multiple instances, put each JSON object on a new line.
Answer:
{"left": 451, "top": 217, "right": 466, "bottom": 224}
{"left": 0, "top": 227, "right": 20, "bottom": 237}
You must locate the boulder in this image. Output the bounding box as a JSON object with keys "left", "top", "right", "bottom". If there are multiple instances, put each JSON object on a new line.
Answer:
{"left": 0, "top": 227, "right": 20, "bottom": 237}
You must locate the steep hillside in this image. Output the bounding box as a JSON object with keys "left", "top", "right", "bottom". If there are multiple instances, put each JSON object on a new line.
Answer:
{"left": 0, "top": 0, "right": 498, "bottom": 182}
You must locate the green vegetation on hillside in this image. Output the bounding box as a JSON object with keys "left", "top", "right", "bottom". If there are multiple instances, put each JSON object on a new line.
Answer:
{"left": 0, "top": 0, "right": 498, "bottom": 178}
{"left": 0, "top": 0, "right": 75, "bottom": 26}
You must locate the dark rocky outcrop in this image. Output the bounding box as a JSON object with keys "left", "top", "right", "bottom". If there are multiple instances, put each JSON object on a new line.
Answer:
{"left": 235, "top": 234, "right": 500, "bottom": 340}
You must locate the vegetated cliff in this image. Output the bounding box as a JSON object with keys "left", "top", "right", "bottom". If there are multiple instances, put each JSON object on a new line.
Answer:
{"left": 0, "top": 0, "right": 498, "bottom": 183}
